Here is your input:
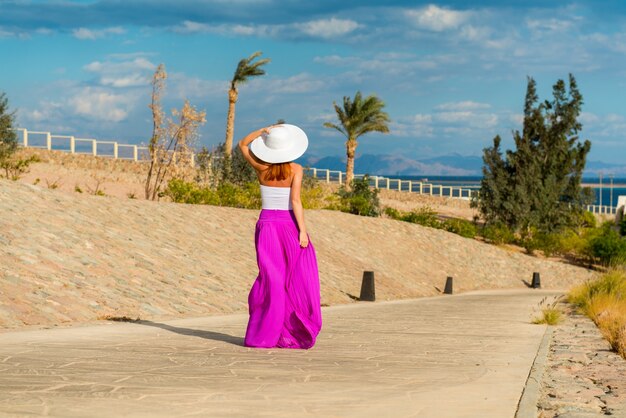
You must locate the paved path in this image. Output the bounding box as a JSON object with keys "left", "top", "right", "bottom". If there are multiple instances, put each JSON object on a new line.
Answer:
{"left": 0, "top": 290, "right": 559, "bottom": 417}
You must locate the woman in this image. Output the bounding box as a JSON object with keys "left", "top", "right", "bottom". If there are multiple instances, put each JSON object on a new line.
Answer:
{"left": 238, "top": 124, "right": 322, "bottom": 349}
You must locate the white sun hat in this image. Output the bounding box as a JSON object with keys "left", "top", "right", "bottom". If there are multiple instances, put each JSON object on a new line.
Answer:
{"left": 249, "top": 124, "right": 309, "bottom": 164}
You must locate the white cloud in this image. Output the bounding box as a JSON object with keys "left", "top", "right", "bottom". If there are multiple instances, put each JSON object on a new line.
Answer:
{"left": 435, "top": 109, "right": 498, "bottom": 129}
{"left": 459, "top": 25, "right": 491, "bottom": 42}
{"left": 168, "top": 73, "right": 227, "bottom": 99}
{"left": 605, "top": 114, "right": 624, "bottom": 123}
{"left": 175, "top": 21, "right": 211, "bottom": 33}
{"left": 72, "top": 26, "right": 125, "bottom": 40}
{"left": 405, "top": 5, "right": 470, "bottom": 31}
{"left": 68, "top": 87, "right": 137, "bottom": 122}
{"left": 84, "top": 57, "right": 154, "bottom": 73}
{"left": 22, "top": 100, "right": 64, "bottom": 123}
{"left": 436, "top": 101, "right": 491, "bottom": 111}
{"left": 392, "top": 114, "right": 435, "bottom": 138}
{"left": 294, "top": 18, "right": 359, "bottom": 39}
{"left": 84, "top": 57, "right": 156, "bottom": 88}
{"left": 412, "top": 114, "right": 433, "bottom": 124}
{"left": 0, "top": 27, "right": 15, "bottom": 37}
{"left": 175, "top": 18, "right": 358, "bottom": 40}
{"left": 249, "top": 73, "right": 327, "bottom": 94}
{"left": 526, "top": 18, "right": 573, "bottom": 33}
{"left": 509, "top": 114, "right": 524, "bottom": 125}
{"left": 307, "top": 112, "right": 337, "bottom": 124}
{"left": 314, "top": 54, "right": 438, "bottom": 77}
{"left": 579, "top": 112, "right": 600, "bottom": 124}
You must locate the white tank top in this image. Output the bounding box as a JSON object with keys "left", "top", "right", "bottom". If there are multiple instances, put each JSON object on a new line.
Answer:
{"left": 260, "top": 185, "right": 293, "bottom": 210}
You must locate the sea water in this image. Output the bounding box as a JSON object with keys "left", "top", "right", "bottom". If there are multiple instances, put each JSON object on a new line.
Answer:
{"left": 391, "top": 175, "right": 626, "bottom": 207}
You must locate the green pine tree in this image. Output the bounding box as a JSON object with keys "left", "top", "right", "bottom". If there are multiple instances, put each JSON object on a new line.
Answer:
{"left": 0, "top": 92, "right": 18, "bottom": 168}
{"left": 473, "top": 75, "right": 593, "bottom": 235}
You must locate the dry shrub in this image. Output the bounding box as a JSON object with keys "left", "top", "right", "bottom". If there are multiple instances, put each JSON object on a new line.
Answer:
{"left": 594, "top": 302, "right": 626, "bottom": 357}
{"left": 532, "top": 308, "right": 562, "bottom": 325}
{"left": 570, "top": 269, "right": 626, "bottom": 358}
{"left": 145, "top": 64, "right": 206, "bottom": 200}
{"left": 532, "top": 296, "right": 563, "bottom": 325}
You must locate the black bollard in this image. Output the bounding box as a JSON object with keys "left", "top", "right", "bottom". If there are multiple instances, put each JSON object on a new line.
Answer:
{"left": 531, "top": 272, "right": 541, "bottom": 289}
{"left": 359, "top": 271, "right": 375, "bottom": 301}
{"left": 444, "top": 276, "right": 454, "bottom": 294}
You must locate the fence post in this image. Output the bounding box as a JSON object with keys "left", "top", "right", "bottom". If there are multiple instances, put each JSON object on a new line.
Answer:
{"left": 190, "top": 152, "right": 195, "bottom": 168}
{"left": 419, "top": 182, "right": 423, "bottom": 194}
{"left": 397, "top": 180, "right": 402, "bottom": 191}
{"left": 92, "top": 140, "right": 97, "bottom": 156}
{"left": 23, "top": 129, "right": 28, "bottom": 147}
{"left": 408, "top": 182, "right": 412, "bottom": 192}
{"left": 113, "top": 142, "right": 119, "bottom": 159}
{"left": 133, "top": 145, "right": 138, "bottom": 161}
{"left": 339, "top": 171, "right": 343, "bottom": 185}
{"left": 70, "top": 136, "right": 75, "bottom": 154}
{"left": 46, "top": 132, "right": 52, "bottom": 150}
{"left": 429, "top": 184, "right": 433, "bottom": 196}
{"left": 312, "top": 168, "right": 317, "bottom": 178}
{"left": 386, "top": 178, "right": 390, "bottom": 190}
{"left": 326, "top": 170, "right": 330, "bottom": 183}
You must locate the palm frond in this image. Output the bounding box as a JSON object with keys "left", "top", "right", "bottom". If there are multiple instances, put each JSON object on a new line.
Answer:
{"left": 323, "top": 91, "right": 390, "bottom": 141}
{"left": 323, "top": 122, "right": 348, "bottom": 138}
{"left": 232, "top": 52, "right": 271, "bottom": 86}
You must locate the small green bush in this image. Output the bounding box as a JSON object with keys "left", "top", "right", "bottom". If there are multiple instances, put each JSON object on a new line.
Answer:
{"left": 164, "top": 178, "right": 260, "bottom": 209}
{"left": 481, "top": 222, "right": 515, "bottom": 244}
{"left": 386, "top": 206, "right": 479, "bottom": 239}
{"left": 620, "top": 218, "right": 626, "bottom": 237}
{"left": 401, "top": 207, "right": 441, "bottom": 228}
{"left": 1, "top": 154, "right": 39, "bottom": 180}
{"left": 216, "top": 182, "right": 261, "bottom": 209}
{"left": 385, "top": 206, "right": 441, "bottom": 228}
{"left": 301, "top": 172, "right": 332, "bottom": 210}
{"left": 578, "top": 211, "right": 597, "bottom": 228}
{"left": 165, "top": 178, "right": 217, "bottom": 205}
{"left": 336, "top": 175, "right": 381, "bottom": 217}
{"left": 384, "top": 207, "right": 402, "bottom": 220}
{"left": 590, "top": 224, "right": 626, "bottom": 266}
{"left": 527, "top": 231, "right": 564, "bottom": 257}
{"left": 442, "top": 218, "right": 477, "bottom": 238}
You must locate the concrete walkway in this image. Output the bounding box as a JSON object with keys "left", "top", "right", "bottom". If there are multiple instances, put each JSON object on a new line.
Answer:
{"left": 0, "top": 289, "right": 559, "bottom": 417}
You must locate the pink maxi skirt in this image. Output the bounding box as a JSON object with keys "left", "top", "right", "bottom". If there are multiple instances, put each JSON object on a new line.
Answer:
{"left": 244, "top": 209, "right": 322, "bottom": 349}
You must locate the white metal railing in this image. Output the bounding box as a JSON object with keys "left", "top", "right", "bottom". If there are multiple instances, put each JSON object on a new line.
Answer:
{"left": 304, "top": 167, "right": 478, "bottom": 200}
{"left": 585, "top": 205, "right": 618, "bottom": 215}
{"left": 11, "top": 127, "right": 620, "bottom": 213}
{"left": 16, "top": 128, "right": 153, "bottom": 163}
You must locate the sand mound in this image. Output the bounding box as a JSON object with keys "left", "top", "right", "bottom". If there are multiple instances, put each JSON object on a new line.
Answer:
{"left": 0, "top": 179, "right": 595, "bottom": 330}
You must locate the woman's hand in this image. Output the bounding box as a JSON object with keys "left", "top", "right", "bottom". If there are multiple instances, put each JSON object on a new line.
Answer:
{"left": 299, "top": 230, "right": 309, "bottom": 248}
{"left": 261, "top": 123, "right": 280, "bottom": 135}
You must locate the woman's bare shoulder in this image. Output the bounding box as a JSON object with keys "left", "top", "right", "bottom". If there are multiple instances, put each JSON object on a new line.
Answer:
{"left": 290, "top": 162, "right": 303, "bottom": 171}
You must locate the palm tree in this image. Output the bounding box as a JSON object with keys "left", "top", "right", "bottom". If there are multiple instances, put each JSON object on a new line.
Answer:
{"left": 223, "top": 51, "right": 270, "bottom": 159}
{"left": 324, "top": 91, "right": 390, "bottom": 188}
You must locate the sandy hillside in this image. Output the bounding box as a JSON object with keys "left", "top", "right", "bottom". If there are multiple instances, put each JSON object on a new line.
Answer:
{"left": 14, "top": 148, "right": 479, "bottom": 219}
{"left": 0, "top": 177, "right": 595, "bottom": 331}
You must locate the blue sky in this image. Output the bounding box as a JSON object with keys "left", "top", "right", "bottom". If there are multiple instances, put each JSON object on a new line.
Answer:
{"left": 1, "top": 0, "right": 626, "bottom": 165}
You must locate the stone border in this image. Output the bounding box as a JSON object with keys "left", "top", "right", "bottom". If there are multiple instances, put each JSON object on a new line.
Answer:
{"left": 515, "top": 325, "right": 554, "bottom": 418}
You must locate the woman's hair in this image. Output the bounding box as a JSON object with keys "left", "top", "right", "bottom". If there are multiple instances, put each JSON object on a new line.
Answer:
{"left": 264, "top": 162, "right": 292, "bottom": 182}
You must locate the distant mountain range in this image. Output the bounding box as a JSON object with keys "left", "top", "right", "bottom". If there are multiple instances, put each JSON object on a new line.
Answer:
{"left": 298, "top": 153, "right": 626, "bottom": 177}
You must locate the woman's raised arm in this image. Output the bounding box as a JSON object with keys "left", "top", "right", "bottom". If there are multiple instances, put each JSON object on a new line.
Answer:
{"left": 238, "top": 127, "right": 269, "bottom": 171}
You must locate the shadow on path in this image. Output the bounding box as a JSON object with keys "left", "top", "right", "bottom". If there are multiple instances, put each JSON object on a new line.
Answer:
{"left": 134, "top": 320, "right": 245, "bottom": 347}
